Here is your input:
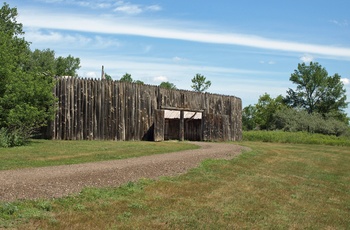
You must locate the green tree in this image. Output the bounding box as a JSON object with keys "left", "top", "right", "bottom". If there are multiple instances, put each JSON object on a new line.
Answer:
{"left": 134, "top": 80, "right": 144, "bottom": 85}
{"left": 159, "top": 81, "right": 177, "bottom": 90}
{"left": 242, "top": 105, "right": 257, "bottom": 130}
{"left": 0, "top": 3, "right": 56, "bottom": 146}
{"left": 285, "top": 62, "right": 348, "bottom": 121}
{"left": 191, "top": 73, "right": 211, "bottom": 92}
{"left": 55, "top": 55, "right": 81, "bottom": 77}
{"left": 25, "top": 48, "right": 56, "bottom": 76}
{"left": 104, "top": 73, "right": 113, "bottom": 81}
{"left": 245, "top": 93, "right": 286, "bottom": 130}
{"left": 119, "top": 73, "right": 133, "bottom": 82}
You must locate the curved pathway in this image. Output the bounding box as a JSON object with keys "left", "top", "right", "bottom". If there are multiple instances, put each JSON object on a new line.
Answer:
{"left": 0, "top": 142, "right": 245, "bottom": 201}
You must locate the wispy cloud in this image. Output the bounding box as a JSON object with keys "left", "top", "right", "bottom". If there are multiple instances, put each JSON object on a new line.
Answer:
{"left": 300, "top": 54, "right": 314, "bottom": 63}
{"left": 153, "top": 76, "right": 168, "bottom": 82}
{"left": 173, "top": 56, "right": 186, "bottom": 62}
{"left": 330, "top": 19, "right": 349, "bottom": 27}
{"left": 341, "top": 78, "right": 350, "bottom": 85}
{"left": 19, "top": 10, "right": 350, "bottom": 59}
{"left": 113, "top": 1, "right": 161, "bottom": 15}
{"left": 260, "top": 60, "right": 276, "bottom": 65}
{"left": 25, "top": 29, "right": 121, "bottom": 49}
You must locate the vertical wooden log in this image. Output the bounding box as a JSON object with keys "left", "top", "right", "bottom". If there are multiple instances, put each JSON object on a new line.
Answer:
{"left": 179, "top": 110, "right": 184, "bottom": 141}
{"left": 119, "top": 82, "right": 125, "bottom": 141}
{"left": 154, "top": 109, "right": 164, "bottom": 141}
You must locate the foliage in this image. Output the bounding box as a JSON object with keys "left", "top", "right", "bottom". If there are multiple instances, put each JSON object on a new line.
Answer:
{"left": 104, "top": 73, "right": 113, "bottom": 81}
{"left": 254, "top": 93, "right": 286, "bottom": 130}
{"left": 243, "top": 130, "right": 350, "bottom": 146}
{"left": 242, "top": 105, "right": 257, "bottom": 130}
{"left": 242, "top": 93, "right": 286, "bottom": 130}
{"left": 119, "top": 73, "right": 133, "bottom": 82}
{"left": 243, "top": 62, "right": 349, "bottom": 135}
{"left": 0, "top": 3, "right": 56, "bottom": 146}
{"left": 55, "top": 55, "right": 81, "bottom": 77}
{"left": 159, "top": 81, "right": 177, "bottom": 90}
{"left": 191, "top": 73, "right": 211, "bottom": 92}
{"left": 285, "top": 62, "right": 348, "bottom": 119}
{"left": 119, "top": 73, "right": 144, "bottom": 84}
{"left": 273, "top": 107, "right": 349, "bottom": 136}
{"left": 0, "top": 127, "right": 26, "bottom": 148}
{"left": 134, "top": 80, "right": 144, "bottom": 84}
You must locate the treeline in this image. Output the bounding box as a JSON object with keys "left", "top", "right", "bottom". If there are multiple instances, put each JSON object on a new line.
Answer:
{"left": 0, "top": 3, "right": 80, "bottom": 147}
{"left": 243, "top": 62, "right": 349, "bottom": 137}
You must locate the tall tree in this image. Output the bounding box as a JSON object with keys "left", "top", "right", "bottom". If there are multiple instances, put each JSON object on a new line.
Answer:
{"left": 119, "top": 73, "right": 133, "bottom": 82}
{"left": 160, "top": 81, "right": 177, "bottom": 90}
{"left": 55, "top": 55, "right": 80, "bottom": 77}
{"left": 285, "top": 62, "right": 348, "bottom": 121}
{"left": 0, "top": 3, "right": 56, "bottom": 145}
{"left": 254, "top": 93, "right": 286, "bottom": 130}
{"left": 104, "top": 73, "right": 113, "bottom": 81}
{"left": 25, "top": 48, "right": 56, "bottom": 76}
{"left": 191, "top": 73, "right": 211, "bottom": 92}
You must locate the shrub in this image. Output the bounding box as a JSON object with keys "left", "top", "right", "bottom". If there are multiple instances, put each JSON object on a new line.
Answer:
{"left": 0, "top": 128, "right": 27, "bottom": 148}
{"left": 273, "top": 108, "right": 349, "bottom": 136}
{"left": 243, "top": 130, "right": 350, "bottom": 146}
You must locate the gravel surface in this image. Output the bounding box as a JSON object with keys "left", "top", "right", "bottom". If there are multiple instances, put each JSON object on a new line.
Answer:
{"left": 0, "top": 142, "right": 245, "bottom": 202}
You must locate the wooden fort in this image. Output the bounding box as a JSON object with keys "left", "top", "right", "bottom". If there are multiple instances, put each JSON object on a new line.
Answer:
{"left": 48, "top": 77, "right": 242, "bottom": 142}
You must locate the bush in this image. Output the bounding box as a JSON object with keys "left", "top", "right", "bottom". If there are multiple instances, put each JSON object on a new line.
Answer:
{"left": 273, "top": 108, "right": 349, "bottom": 136}
{"left": 243, "top": 130, "right": 350, "bottom": 146}
{"left": 0, "top": 128, "right": 27, "bottom": 148}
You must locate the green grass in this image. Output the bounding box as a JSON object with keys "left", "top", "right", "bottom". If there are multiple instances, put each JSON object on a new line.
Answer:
{"left": 1, "top": 140, "right": 349, "bottom": 229}
{"left": 243, "top": 130, "right": 350, "bottom": 146}
{"left": 0, "top": 140, "right": 199, "bottom": 170}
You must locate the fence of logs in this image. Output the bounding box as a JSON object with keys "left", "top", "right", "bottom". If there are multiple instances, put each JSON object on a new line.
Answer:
{"left": 48, "top": 77, "right": 242, "bottom": 141}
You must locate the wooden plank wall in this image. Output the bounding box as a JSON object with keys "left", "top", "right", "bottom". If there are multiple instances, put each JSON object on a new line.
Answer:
{"left": 50, "top": 77, "right": 242, "bottom": 141}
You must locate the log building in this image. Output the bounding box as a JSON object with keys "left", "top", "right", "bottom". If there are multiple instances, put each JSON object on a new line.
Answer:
{"left": 48, "top": 77, "right": 242, "bottom": 142}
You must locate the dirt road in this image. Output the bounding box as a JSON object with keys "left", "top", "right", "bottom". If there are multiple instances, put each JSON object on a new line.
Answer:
{"left": 0, "top": 142, "right": 245, "bottom": 201}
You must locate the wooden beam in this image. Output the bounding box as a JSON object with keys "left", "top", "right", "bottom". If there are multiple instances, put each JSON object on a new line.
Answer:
{"left": 160, "top": 106, "right": 204, "bottom": 112}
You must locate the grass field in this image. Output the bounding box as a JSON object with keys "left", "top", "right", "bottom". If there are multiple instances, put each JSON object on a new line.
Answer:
{"left": 1, "top": 137, "right": 350, "bottom": 229}
{"left": 0, "top": 140, "right": 198, "bottom": 170}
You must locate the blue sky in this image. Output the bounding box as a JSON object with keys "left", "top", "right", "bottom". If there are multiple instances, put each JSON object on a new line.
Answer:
{"left": 8, "top": 0, "right": 350, "bottom": 115}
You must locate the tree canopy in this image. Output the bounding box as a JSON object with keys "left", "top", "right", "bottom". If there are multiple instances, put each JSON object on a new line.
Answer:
{"left": 285, "top": 62, "right": 348, "bottom": 120}
{"left": 119, "top": 73, "right": 133, "bottom": 82}
{"left": 191, "top": 73, "right": 211, "bottom": 92}
{"left": 159, "top": 81, "right": 177, "bottom": 90}
{"left": 243, "top": 62, "right": 349, "bottom": 135}
{"left": 0, "top": 3, "right": 80, "bottom": 146}
{"left": 119, "top": 73, "right": 144, "bottom": 84}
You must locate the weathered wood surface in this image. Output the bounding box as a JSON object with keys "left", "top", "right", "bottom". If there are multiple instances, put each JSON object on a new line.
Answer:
{"left": 49, "top": 78, "right": 242, "bottom": 141}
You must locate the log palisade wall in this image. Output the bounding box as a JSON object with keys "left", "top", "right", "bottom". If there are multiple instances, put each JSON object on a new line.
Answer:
{"left": 49, "top": 77, "right": 242, "bottom": 141}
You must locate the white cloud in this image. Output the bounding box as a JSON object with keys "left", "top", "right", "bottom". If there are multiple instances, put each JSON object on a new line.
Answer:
{"left": 146, "top": 5, "right": 162, "bottom": 12}
{"left": 259, "top": 60, "right": 275, "bottom": 65}
{"left": 25, "top": 29, "right": 121, "bottom": 49}
{"left": 173, "top": 56, "right": 184, "bottom": 62}
{"left": 84, "top": 71, "right": 98, "bottom": 79}
{"left": 300, "top": 54, "right": 314, "bottom": 63}
{"left": 341, "top": 78, "right": 350, "bottom": 85}
{"left": 114, "top": 5, "right": 142, "bottom": 15}
{"left": 19, "top": 10, "right": 350, "bottom": 59}
{"left": 153, "top": 76, "right": 168, "bottom": 82}
{"left": 330, "top": 19, "right": 349, "bottom": 27}
{"left": 113, "top": 2, "right": 161, "bottom": 15}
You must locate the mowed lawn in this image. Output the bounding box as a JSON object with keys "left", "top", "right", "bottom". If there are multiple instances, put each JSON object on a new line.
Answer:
{"left": 0, "top": 140, "right": 199, "bottom": 170}
{"left": 1, "top": 141, "right": 350, "bottom": 229}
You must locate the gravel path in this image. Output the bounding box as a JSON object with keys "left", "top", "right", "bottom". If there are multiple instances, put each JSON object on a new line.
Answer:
{"left": 0, "top": 142, "right": 245, "bottom": 202}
